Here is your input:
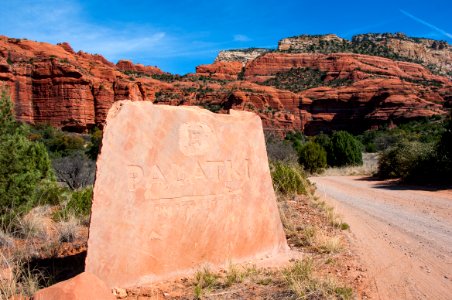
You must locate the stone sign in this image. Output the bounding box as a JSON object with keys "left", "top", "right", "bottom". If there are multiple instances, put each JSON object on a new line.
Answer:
{"left": 85, "top": 101, "right": 288, "bottom": 287}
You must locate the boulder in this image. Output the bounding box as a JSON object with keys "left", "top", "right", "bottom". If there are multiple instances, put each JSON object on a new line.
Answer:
{"left": 85, "top": 101, "right": 288, "bottom": 287}
{"left": 32, "top": 272, "right": 114, "bottom": 300}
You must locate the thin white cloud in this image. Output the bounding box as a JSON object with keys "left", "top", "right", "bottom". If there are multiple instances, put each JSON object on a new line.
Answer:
{"left": 400, "top": 9, "right": 452, "bottom": 39}
{"left": 233, "top": 34, "right": 251, "bottom": 42}
{"left": 0, "top": 0, "right": 169, "bottom": 59}
{"left": 0, "top": 0, "right": 226, "bottom": 66}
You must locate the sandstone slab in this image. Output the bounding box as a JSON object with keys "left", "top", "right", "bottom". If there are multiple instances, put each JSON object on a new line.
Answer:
{"left": 85, "top": 101, "right": 288, "bottom": 287}
{"left": 33, "top": 272, "right": 114, "bottom": 300}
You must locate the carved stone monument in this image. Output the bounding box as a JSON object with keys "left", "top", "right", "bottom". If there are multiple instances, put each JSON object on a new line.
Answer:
{"left": 85, "top": 101, "right": 288, "bottom": 287}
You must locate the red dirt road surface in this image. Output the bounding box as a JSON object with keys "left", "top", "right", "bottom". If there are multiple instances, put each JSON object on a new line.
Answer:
{"left": 310, "top": 176, "right": 452, "bottom": 300}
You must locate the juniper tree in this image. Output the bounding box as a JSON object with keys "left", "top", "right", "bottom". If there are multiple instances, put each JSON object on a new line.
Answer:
{"left": 0, "top": 89, "right": 54, "bottom": 224}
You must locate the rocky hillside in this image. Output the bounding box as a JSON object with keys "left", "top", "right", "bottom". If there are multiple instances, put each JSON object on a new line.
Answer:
{"left": 278, "top": 33, "right": 452, "bottom": 78}
{"left": 0, "top": 33, "right": 450, "bottom": 134}
{"left": 215, "top": 48, "right": 270, "bottom": 64}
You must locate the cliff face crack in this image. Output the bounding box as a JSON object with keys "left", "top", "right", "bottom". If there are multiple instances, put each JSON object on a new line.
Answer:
{"left": 137, "top": 82, "right": 146, "bottom": 101}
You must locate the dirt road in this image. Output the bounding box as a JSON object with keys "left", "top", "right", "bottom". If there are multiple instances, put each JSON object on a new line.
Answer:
{"left": 310, "top": 176, "right": 452, "bottom": 300}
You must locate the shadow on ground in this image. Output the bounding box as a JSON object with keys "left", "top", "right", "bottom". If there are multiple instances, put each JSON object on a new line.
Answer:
{"left": 26, "top": 251, "right": 86, "bottom": 286}
{"left": 354, "top": 176, "right": 452, "bottom": 191}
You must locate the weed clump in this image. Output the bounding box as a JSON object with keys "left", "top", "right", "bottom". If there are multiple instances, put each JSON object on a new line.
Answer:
{"left": 283, "top": 259, "right": 353, "bottom": 299}
{"left": 270, "top": 161, "right": 309, "bottom": 196}
{"left": 193, "top": 267, "right": 219, "bottom": 299}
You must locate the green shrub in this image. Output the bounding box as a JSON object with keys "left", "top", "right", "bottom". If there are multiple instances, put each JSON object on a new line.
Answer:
{"left": 0, "top": 89, "right": 19, "bottom": 136}
{"left": 358, "top": 117, "right": 446, "bottom": 152}
{"left": 34, "top": 180, "right": 68, "bottom": 206}
{"left": 86, "top": 127, "right": 103, "bottom": 160}
{"left": 270, "top": 161, "right": 309, "bottom": 196}
{"left": 0, "top": 90, "right": 55, "bottom": 225}
{"left": 54, "top": 187, "right": 93, "bottom": 220}
{"left": 405, "top": 114, "right": 452, "bottom": 183}
{"left": 285, "top": 131, "right": 306, "bottom": 153}
{"left": 378, "top": 141, "right": 434, "bottom": 179}
{"left": 66, "top": 187, "right": 93, "bottom": 216}
{"left": 327, "top": 131, "right": 363, "bottom": 167}
{"left": 313, "top": 133, "right": 331, "bottom": 150}
{"left": 262, "top": 67, "right": 352, "bottom": 93}
{"left": 30, "top": 125, "right": 86, "bottom": 158}
{"left": 436, "top": 114, "right": 452, "bottom": 176}
{"left": 298, "top": 142, "right": 327, "bottom": 174}
{"left": 376, "top": 114, "right": 452, "bottom": 183}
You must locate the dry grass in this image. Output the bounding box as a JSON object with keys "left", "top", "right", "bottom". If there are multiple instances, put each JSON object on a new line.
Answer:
{"left": 57, "top": 214, "right": 80, "bottom": 243}
{"left": 315, "top": 233, "right": 343, "bottom": 254}
{"left": 311, "top": 196, "right": 350, "bottom": 231}
{"left": 190, "top": 263, "right": 278, "bottom": 298}
{"left": 279, "top": 195, "right": 346, "bottom": 255}
{"left": 16, "top": 206, "right": 57, "bottom": 240}
{"left": 277, "top": 196, "right": 298, "bottom": 233}
{"left": 0, "top": 205, "right": 86, "bottom": 298}
{"left": 0, "top": 253, "right": 45, "bottom": 298}
{"left": 0, "top": 229, "right": 13, "bottom": 248}
{"left": 301, "top": 225, "right": 317, "bottom": 247}
{"left": 283, "top": 258, "right": 353, "bottom": 299}
{"left": 322, "top": 153, "right": 379, "bottom": 176}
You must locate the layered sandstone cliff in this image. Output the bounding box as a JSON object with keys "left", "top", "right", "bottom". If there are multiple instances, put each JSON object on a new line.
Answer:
{"left": 278, "top": 33, "right": 452, "bottom": 78}
{"left": 0, "top": 34, "right": 450, "bottom": 135}
{"left": 352, "top": 33, "right": 451, "bottom": 77}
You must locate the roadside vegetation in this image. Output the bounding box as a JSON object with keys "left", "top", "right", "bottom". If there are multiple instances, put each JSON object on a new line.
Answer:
{"left": 0, "top": 88, "right": 95, "bottom": 298}
{"left": 264, "top": 114, "right": 451, "bottom": 185}
{"left": 266, "top": 129, "right": 364, "bottom": 176}
{"left": 357, "top": 116, "right": 452, "bottom": 183}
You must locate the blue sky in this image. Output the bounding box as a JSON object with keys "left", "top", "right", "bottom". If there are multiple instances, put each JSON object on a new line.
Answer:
{"left": 0, "top": 0, "right": 450, "bottom": 74}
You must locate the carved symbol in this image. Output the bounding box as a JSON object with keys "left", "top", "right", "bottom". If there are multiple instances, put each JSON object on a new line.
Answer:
{"left": 150, "top": 231, "right": 162, "bottom": 241}
{"left": 179, "top": 122, "right": 214, "bottom": 156}
{"left": 188, "top": 128, "right": 203, "bottom": 147}
{"left": 127, "top": 165, "right": 144, "bottom": 191}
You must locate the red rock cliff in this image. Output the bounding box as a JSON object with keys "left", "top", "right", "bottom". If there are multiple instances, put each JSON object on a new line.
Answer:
{"left": 0, "top": 35, "right": 450, "bottom": 134}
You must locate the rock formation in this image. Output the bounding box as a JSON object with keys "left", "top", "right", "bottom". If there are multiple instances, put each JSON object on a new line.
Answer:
{"left": 215, "top": 48, "right": 269, "bottom": 64}
{"left": 0, "top": 33, "right": 450, "bottom": 135}
{"left": 278, "top": 33, "right": 452, "bottom": 78}
{"left": 195, "top": 60, "right": 243, "bottom": 80}
{"left": 278, "top": 34, "right": 346, "bottom": 51}
{"left": 33, "top": 272, "right": 115, "bottom": 300}
{"left": 85, "top": 101, "right": 288, "bottom": 287}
